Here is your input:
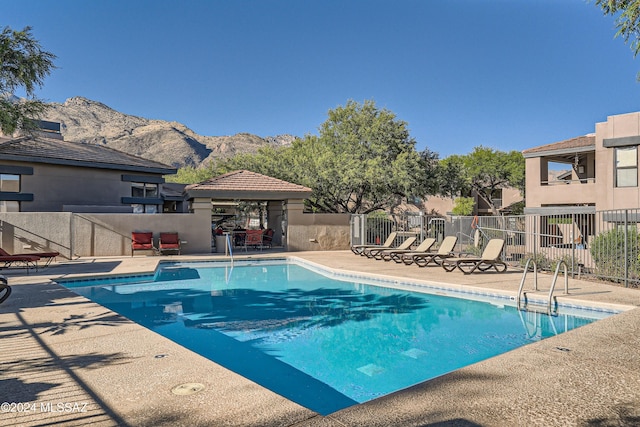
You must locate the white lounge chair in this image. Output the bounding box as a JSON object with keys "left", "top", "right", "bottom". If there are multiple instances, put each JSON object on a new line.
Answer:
{"left": 401, "top": 236, "right": 458, "bottom": 267}
{"left": 385, "top": 238, "right": 436, "bottom": 263}
{"left": 369, "top": 236, "right": 417, "bottom": 260}
{"left": 441, "top": 238, "right": 508, "bottom": 274}
{"left": 351, "top": 232, "right": 398, "bottom": 256}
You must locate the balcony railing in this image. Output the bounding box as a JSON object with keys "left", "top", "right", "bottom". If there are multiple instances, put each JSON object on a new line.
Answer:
{"left": 541, "top": 178, "right": 596, "bottom": 186}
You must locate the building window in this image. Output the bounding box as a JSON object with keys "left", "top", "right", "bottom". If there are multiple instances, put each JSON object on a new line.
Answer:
{"left": 130, "top": 182, "right": 160, "bottom": 213}
{"left": 132, "top": 203, "right": 159, "bottom": 214}
{"left": 0, "top": 201, "right": 19, "bottom": 212}
{"left": 131, "top": 182, "right": 158, "bottom": 198}
{"left": 615, "top": 146, "right": 638, "bottom": 187}
{"left": 0, "top": 174, "right": 20, "bottom": 192}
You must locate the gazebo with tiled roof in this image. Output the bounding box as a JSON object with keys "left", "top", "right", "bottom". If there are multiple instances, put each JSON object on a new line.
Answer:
{"left": 185, "top": 170, "right": 312, "bottom": 200}
{"left": 184, "top": 170, "right": 313, "bottom": 249}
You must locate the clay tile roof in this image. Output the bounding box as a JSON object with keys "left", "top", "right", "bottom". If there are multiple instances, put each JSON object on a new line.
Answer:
{"left": 185, "top": 170, "right": 312, "bottom": 200}
{"left": 0, "top": 135, "right": 176, "bottom": 174}
{"left": 522, "top": 134, "right": 595, "bottom": 157}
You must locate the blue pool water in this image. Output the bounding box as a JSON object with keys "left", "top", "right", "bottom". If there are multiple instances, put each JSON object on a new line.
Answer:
{"left": 57, "top": 260, "right": 615, "bottom": 415}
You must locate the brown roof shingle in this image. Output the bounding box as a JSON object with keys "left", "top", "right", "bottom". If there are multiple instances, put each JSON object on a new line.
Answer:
{"left": 0, "top": 136, "right": 176, "bottom": 174}
{"left": 185, "top": 170, "right": 312, "bottom": 199}
{"left": 522, "top": 134, "right": 595, "bottom": 156}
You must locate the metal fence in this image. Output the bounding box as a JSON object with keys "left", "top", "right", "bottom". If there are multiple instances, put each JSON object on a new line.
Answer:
{"left": 351, "top": 209, "right": 640, "bottom": 288}
{"left": 350, "top": 213, "right": 447, "bottom": 248}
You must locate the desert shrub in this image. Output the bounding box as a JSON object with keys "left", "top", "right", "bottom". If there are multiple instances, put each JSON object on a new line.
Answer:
{"left": 462, "top": 244, "right": 484, "bottom": 257}
{"left": 550, "top": 254, "right": 575, "bottom": 273}
{"left": 520, "top": 252, "right": 581, "bottom": 274}
{"left": 520, "top": 252, "right": 551, "bottom": 271}
{"left": 590, "top": 227, "right": 640, "bottom": 283}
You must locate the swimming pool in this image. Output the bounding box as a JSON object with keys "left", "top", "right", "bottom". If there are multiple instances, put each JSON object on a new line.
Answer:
{"left": 56, "top": 259, "right": 617, "bottom": 415}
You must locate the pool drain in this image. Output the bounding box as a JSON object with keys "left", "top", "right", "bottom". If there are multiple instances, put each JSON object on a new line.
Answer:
{"left": 171, "top": 383, "right": 205, "bottom": 395}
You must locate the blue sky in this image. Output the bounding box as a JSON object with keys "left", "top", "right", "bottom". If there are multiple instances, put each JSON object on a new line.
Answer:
{"left": 3, "top": 0, "right": 639, "bottom": 157}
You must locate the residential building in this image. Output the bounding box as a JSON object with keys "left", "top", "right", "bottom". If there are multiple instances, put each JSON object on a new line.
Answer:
{"left": 0, "top": 121, "right": 178, "bottom": 213}
{"left": 521, "top": 111, "right": 640, "bottom": 257}
{"left": 523, "top": 111, "right": 640, "bottom": 214}
{"left": 421, "top": 187, "right": 523, "bottom": 217}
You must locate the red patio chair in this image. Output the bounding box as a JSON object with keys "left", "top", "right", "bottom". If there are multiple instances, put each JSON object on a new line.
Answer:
{"left": 159, "top": 232, "right": 181, "bottom": 255}
{"left": 131, "top": 231, "right": 155, "bottom": 256}
{"left": 262, "top": 228, "right": 274, "bottom": 248}
{"left": 244, "top": 229, "right": 263, "bottom": 251}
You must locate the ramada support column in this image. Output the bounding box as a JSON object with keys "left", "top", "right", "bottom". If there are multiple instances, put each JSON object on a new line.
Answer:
{"left": 267, "top": 201, "right": 284, "bottom": 247}
{"left": 284, "top": 199, "right": 306, "bottom": 251}
{"left": 190, "top": 197, "right": 214, "bottom": 253}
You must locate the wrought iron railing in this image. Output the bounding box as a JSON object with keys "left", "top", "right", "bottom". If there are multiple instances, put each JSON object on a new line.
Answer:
{"left": 352, "top": 209, "right": 640, "bottom": 287}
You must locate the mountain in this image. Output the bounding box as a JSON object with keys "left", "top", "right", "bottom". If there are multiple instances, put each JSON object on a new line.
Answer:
{"left": 42, "top": 96, "right": 296, "bottom": 168}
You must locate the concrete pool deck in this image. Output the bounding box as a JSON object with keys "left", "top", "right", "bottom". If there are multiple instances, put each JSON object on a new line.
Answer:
{"left": 1, "top": 251, "right": 639, "bottom": 426}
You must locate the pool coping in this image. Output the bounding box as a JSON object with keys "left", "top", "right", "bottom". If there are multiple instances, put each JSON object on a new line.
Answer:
{"left": 290, "top": 256, "right": 634, "bottom": 315}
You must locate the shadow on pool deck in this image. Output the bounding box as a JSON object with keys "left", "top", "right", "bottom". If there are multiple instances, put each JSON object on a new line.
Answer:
{"left": 1, "top": 252, "right": 640, "bottom": 426}
{"left": 0, "top": 289, "right": 132, "bottom": 426}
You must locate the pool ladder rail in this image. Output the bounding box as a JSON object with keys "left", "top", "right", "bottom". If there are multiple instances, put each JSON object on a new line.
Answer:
{"left": 516, "top": 258, "right": 569, "bottom": 316}
{"left": 223, "top": 233, "right": 234, "bottom": 265}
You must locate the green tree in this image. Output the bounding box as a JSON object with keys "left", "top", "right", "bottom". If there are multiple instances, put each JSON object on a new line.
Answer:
{"left": 214, "top": 144, "right": 298, "bottom": 182}
{"left": 451, "top": 197, "right": 475, "bottom": 216}
{"left": 167, "top": 164, "right": 217, "bottom": 184}
{"left": 595, "top": 0, "right": 640, "bottom": 79}
{"left": 418, "top": 148, "right": 441, "bottom": 196}
{"left": 166, "top": 144, "right": 295, "bottom": 184}
{"left": 302, "top": 99, "right": 426, "bottom": 213}
{"left": 201, "top": 100, "right": 426, "bottom": 214}
{"left": 596, "top": 0, "right": 640, "bottom": 57}
{"left": 437, "top": 155, "right": 470, "bottom": 199}
{"left": 463, "top": 146, "right": 525, "bottom": 215}
{"left": 0, "top": 26, "right": 56, "bottom": 135}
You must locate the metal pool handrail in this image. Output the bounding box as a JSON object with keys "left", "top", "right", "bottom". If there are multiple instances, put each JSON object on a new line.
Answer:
{"left": 225, "top": 233, "right": 234, "bottom": 264}
{"left": 517, "top": 258, "right": 568, "bottom": 315}
{"left": 516, "top": 258, "right": 538, "bottom": 309}
{"left": 548, "top": 260, "right": 568, "bottom": 313}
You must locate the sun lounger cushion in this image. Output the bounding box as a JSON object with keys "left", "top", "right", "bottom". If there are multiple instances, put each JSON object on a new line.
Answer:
{"left": 132, "top": 232, "right": 155, "bottom": 255}
{"left": 159, "top": 232, "right": 181, "bottom": 255}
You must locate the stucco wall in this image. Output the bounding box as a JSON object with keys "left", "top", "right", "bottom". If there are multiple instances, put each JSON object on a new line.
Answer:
{"left": 526, "top": 112, "right": 640, "bottom": 212}
{"left": 287, "top": 212, "right": 351, "bottom": 251}
{"left": 596, "top": 112, "right": 640, "bottom": 210}
{"left": 525, "top": 154, "right": 598, "bottom": 208}
{"left": 13, "top": 162, "right": 149, "bottom": 212}
{"left": 422, "top": 195, "right": 455, "bottom": 216}
{"left": 0, "top": 208, "right": 351, "bottom": 257}
{"left": 0, "top": 212, "right": 211, "bottom": 258}
{"left": 73, "top": 212, "right": 211, "bottom": 256}
{"left": 0, "top": 212, "right": 73, "bottom": 257}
